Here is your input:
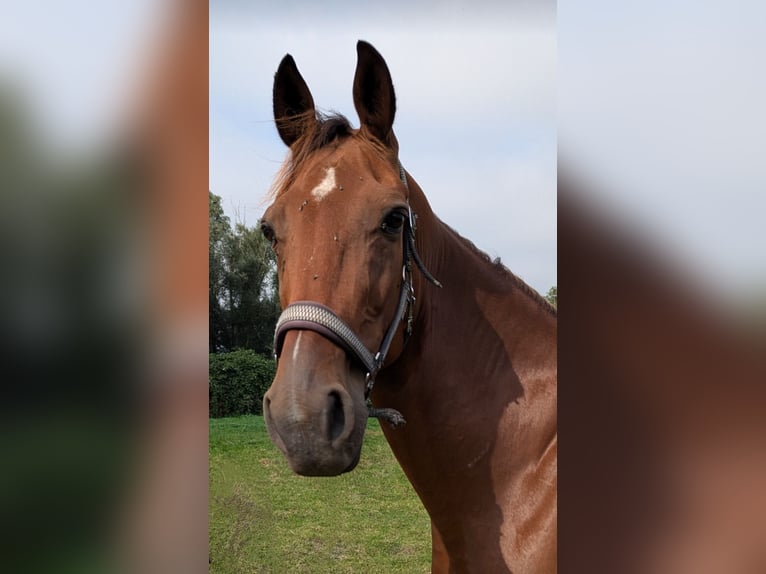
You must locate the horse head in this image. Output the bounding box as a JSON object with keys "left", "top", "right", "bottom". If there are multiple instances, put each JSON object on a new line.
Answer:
{"left": 262, "top": 42, "right": 412, "bottom": 476}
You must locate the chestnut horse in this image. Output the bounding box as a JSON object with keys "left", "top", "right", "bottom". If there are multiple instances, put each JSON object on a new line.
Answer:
{"left": 262, "top": 41, "right": 557, "bottom": 573}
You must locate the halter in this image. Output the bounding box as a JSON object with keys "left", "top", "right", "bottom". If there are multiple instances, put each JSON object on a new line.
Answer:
{"left": 273, "top": 162, "right": 441, "bottom": 427}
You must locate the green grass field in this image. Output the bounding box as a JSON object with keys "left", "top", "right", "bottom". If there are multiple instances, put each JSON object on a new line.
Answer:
{"left": 209, "top": 416, "right": 431, "bottom": 573}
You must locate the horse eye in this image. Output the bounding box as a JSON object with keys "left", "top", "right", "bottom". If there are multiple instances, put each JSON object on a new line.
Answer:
{"left": 381, "top": 210, "right": 406, "bottom": 235}
{"left": 260, "top": 221, "right": 277, "bottom": 247}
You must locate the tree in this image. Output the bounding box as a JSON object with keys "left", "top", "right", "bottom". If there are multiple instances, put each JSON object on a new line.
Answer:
{"left": 225, "top": 221, "right": 279, "bottom": 353}
{"left": 209, "top": 192, "right": 230, "bottom": 352}
{"left": 209, "top": 191, "right": 280, "bottom": 354}
{"left": 545, "top": 286, "right": 557, "bottom": 308}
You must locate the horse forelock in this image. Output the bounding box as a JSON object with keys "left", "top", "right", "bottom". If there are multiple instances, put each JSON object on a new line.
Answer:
{"left": 269, "top": 111, "right": 395, "bottom": 200}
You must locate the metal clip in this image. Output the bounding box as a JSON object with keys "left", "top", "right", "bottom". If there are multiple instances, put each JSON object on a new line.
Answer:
{"left": 408, "top": 204, "right": 417, "bottom": 233}
{"left": 365, "top": 352, "right": 384, "bottom": 398}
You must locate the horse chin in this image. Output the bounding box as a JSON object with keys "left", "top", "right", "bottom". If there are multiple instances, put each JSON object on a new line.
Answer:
{"left": 342, "top": 447, "right": 362, "bottom": 474}
{"left": 283, "top": 431, "right": 364, "bottom": 477}
{"left": 283, "top": 429, "right": 364, "bottom": 477}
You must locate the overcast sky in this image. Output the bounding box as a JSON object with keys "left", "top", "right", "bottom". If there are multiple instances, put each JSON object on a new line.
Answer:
{"left": 6, "top": 2, "right": 759, "bottom": 302}
{"left": 210, "top": 1, "right": 557, "bottom": 295}
{"left": 559, "top": 1, "right": 766, "bottom": 299}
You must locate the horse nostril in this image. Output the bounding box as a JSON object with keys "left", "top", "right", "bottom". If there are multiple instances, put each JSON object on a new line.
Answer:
{"left": 327, "top": 391, "right": 345, "bottom": 442}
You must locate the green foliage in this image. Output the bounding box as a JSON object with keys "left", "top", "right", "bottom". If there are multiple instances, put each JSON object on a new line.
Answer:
{"left": 545, "top": 285, "right": 557, "bottom": 308}
{"left": 209, "top": 192, "right": 230, "bottom": 352}
{"left": 209, "top": 416, "right": 432, "bottom": 573}
{"left": 209, "top": 350, "right": 276, "bottom": 417}
{"left": 209, "top": 191, "right": 280, "bottom": 354}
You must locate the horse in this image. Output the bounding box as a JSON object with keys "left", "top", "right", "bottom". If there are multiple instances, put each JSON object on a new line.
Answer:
{"left": 262, "top": 41, "right": 557, "bottom": 573}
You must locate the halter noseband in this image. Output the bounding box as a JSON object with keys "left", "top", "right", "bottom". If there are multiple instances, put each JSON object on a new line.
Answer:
{"left": 273, "top": 162, "right": 441, "bottom": 427}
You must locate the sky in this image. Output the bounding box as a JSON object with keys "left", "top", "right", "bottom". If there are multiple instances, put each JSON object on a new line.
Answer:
{"left": 559, "top": 1, "right": 766, "bottom": 299}
{"left": 3, "top": 2, "right": 761, "bottom": 301}
{"left": 209, "top": 1, "right": 557, "bottom": 295}
{"left": 0, "top": 0, "right": 164, "bottom": 153}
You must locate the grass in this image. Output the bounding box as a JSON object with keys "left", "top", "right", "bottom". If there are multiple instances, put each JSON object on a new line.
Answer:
{"left": 209, "top": 416, "right": 432, "bottom": 573}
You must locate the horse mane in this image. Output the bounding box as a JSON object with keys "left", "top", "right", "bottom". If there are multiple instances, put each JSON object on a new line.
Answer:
{"left": 270, "top": 111, "right": 392, "bottom": 199}
{"left": 443, "top": 222, "right": 558, "bottom": 317}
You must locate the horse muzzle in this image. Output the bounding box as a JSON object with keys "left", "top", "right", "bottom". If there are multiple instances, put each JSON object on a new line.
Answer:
{"left": 263, "top": 331, "right": 367, "bottom": 476}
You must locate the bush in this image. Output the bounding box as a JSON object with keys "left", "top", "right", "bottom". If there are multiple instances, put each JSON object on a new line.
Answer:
{"left": 209, "top": 350, "right": 276, "bottom": 418}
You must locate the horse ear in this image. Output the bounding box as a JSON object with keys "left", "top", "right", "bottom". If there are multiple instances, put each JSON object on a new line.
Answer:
{"left": 353, "top": 40, "right": 396, "bottom": 146}
{"left": 273, "top": 54, "right": 316, "bottom": 147}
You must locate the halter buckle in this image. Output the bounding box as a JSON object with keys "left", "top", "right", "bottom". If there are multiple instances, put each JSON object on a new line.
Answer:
{"left": 365, "top": 352, "right": 383, "bottom": 398}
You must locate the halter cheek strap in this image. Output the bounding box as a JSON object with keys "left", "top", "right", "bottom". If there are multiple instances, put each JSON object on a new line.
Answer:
{"left": 272, "top": 162, "right": 441, "bottom": 428}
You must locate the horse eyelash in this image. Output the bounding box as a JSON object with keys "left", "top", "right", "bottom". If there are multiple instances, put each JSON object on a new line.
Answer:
{"left": 260, "top": 222, "right": 277, "bottom": 247}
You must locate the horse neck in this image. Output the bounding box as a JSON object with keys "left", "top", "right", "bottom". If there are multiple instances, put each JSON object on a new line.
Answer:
{"left": 379, "top": 178, "right": 557, "bottom": 479}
